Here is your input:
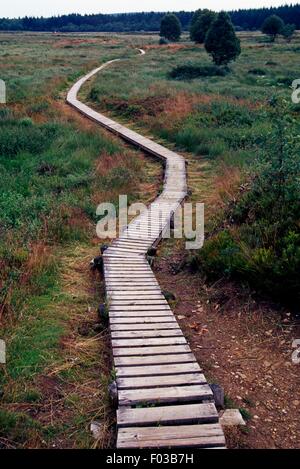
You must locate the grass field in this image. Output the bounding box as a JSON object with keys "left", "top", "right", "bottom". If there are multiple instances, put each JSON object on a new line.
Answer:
{"left": 0, "top": 32, "right": 161, "bottom": 448}
{"left": 0, "top": 30, "right": 299, "bottom": 448}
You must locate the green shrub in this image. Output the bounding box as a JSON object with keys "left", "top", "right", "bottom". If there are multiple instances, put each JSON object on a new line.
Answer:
{"left": 248, "top": 68, "right": 267, "bottom": 75}
{"left": 0, "top": 120, "right": 59, "bottom": 158}
{"left": 169, "top": 64, "right": 228, "bottom": 80}
{"left": 210, "top": 101, "right": 256, "bottom": 127}
{"left": 159, "top": 37, "right": 169, "bottom": 45}
{"left": 192, "top": 230, "right": 244, "bottom": 278}
{"left": 194, "top": 99, "right": 300, "bottom": 305}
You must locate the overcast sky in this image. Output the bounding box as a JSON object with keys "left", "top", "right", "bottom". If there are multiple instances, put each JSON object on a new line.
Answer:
{"left": 2, "top": 1, "right": 299, "bottom": 19}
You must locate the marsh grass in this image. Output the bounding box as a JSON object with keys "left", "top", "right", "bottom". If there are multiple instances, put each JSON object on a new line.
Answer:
{"left": 0, "top": 32, "right": 161, "bottom": 448}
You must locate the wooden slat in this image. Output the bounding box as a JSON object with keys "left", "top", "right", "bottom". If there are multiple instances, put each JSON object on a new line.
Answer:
{"left": 113, "top": 345, "right": 192, "bottom": 356}
{"left": 112, "top": 337, "right": 187, "bottom": 347}
{"left": 110, "top": 317, "right": 176, "bottom": 324}
{"left": 109, "top": 310, "right": 173, "bottom": 317}
{"left": 110, "top": 323, "right": 179, "bottom": 331}
{"left": 109, "top": 305, "right": 170, "bottom": 311}
{"left": 110, "top": 299, "right": 167, "bottom": 305}
{"left": 111, "top": 330, "right": 183, "bottom": 339}
{"left": 114, "top": 353, "right": 196, "bottom": 366}
{"left": 117, "top": 403, "right": 218, "bottom": 427}
{"left": 117, "top": 423, "right": 225, "bottom": 448}
{"left": 118, "top": 384, "right": 213, "bottom": 406}
{"left": 116, "top": 362, "right": 201, "bottom": 377}
{"left": 117, "top": 372, "right": 206, "bottom": 389}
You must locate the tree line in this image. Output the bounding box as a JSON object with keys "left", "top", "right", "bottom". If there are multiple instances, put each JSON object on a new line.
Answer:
{"left": 0, "top": 4, "right": 300, "bottom": 32}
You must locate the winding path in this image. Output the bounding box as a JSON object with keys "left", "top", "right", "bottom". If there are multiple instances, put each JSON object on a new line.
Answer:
{"left": 67, "top": 50, "right": 226, "bottom": 449}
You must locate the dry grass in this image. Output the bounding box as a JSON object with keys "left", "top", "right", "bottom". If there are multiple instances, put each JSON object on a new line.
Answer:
{"left": 210, "top": 165, "right": 243, "bottom": 209}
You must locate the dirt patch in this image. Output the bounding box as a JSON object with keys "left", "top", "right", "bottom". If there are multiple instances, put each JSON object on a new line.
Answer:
{"left": 154, "top": 246, "right": 300, "bottom": 449}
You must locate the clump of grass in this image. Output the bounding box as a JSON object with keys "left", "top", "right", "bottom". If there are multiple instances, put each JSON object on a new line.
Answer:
{"left": 239, "top": 407, "right": 252, "bottom": 421}
{"left": 0, "top": 409, "right": 42, "bottom": 444}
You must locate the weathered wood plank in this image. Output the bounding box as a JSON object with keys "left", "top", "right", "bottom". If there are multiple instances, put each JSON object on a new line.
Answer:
{"left": 117, "top": 403, "right": 218, "bottom": 427}
{"left": 112, "top": 337, "right": 187, "bottom": 348}
{"left": 118, "top": 384, "right": 213, "bottom": 406}
{"left": 115, "top": 362, "right": 201, "bottom": 377}
{"left": 111, "top": 329, "right": 183, "bottom": 339}
{"left": 110, "top": 299, "right": 167, "bottom": 305}
{"left": 109, "top": 311, "right": 174, "bottom": 317}
{"left": 117, "top": 423, "right": 225, "bottom": 448}
{"left": 109, "top": 305, "right": 170, "bottom": 311}
{"left": 117, "top": 372, "right": 206, "bottom": 389}
{"left": 114, "top": 353, "right": 196, "bottom": 366}
{"left": 113, "top": 345, "right": 192, "bottom": 356}
{"left": 110, "top": 317, "right": 176, "bottom": 324}
{"left": 110, "top": 323, "right": 179, "bottom": 331}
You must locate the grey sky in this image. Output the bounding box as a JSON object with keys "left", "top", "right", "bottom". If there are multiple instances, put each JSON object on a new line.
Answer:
{"left": 2, "top": 1, "right": 299, "bottom": 19}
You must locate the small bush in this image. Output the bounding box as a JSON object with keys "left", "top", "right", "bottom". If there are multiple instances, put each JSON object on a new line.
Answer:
{"left": 248, "top": 68, "right": 267, "bottom": 75}
{"left": 159, "top": 37, "right": 169, "bottom": 45}
{"left": 0, "top": 120, "right": 60, "bottom": 158}
{"left": 210, "top": 101, "right": 256, "bottom": 127}
{"left": 169, "top": 64, "right": 228, "bottom": 80}
{"left": 208, "top": 140, "right": 227, "bottom": 158}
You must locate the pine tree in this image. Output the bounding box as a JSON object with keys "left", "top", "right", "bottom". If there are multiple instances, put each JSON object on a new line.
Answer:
{"left": 205, "top": 12, "right": 241, "bottom": 66}
{"left": 190, "top": 9, "right": 216, "bottom": 44}
{"left": 160, "top": 14, "right": 182, "bottom": 42}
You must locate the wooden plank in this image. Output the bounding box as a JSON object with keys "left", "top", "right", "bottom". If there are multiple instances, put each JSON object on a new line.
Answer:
{"left": 114, "top": 353, "right": 196, "bottom": 366}
{"left": 106, "top": 280, "right": 159, "bottom": 285}
{"left": 106, "top": 268, "right": 151, "bottom": 272}
{"left": 117, "top": 373, "right": 206, "bottom": 389}
{"left": 110, "top": 299, "right": 166, "bottom": 305}
{"left": 112, "top": 337, "right": 187, "bottom": 348}
{"left": 108, "top": 294, "right": 164, "bottom": 300}
{"left": 110, "top": 323, "right": 179, "bottom": 331}
{"left": 109, "top": 305, "right": 170, "bottom": 311}
{"left": 109, "top": 311, "right": 174, "bottom": 317}
{"left": 118, "top": 384, "right": 213, "bottom": 406}
{"left": 116, "top": 362, "right": 201, "bottom": 377}
{"left": 107, "top": 287, "right": 162, "bottom": 292}
{"left": 106, "top": 278, "right": 157, "bottom": 282}
{"left": 110, "top": 317, "right": 176, "bottom": 324}
{"left": 117, "top": 403, "right": 218, "bottom": 427}
{"left": 111, "top": 329, "right": 183, "bottom": 339}
{"left": 117, "top": 423, "right": 225, "bottom": 449}
{"left": 113, "top": 345, "right": 191, "bottom": 356}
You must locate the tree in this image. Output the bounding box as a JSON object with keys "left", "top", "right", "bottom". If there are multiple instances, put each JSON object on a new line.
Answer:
{"left": 281, "top": 23, "right": 296, "bottom": 43}
{"left": 205, "top": 12, "right": 241, "bottom": 66}
{"left": 190, "top": 9, "right": 216, "bottom": 44}
{"left": 160, "top": 14, "right": 182, "bottom": 41}
{"left": 261, "top": 15, "right": 284, "bottom": 42}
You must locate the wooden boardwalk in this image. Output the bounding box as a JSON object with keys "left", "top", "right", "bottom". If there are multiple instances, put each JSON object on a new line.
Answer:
{"left": 67, "top": 50, "right": 226, "bottom": 449}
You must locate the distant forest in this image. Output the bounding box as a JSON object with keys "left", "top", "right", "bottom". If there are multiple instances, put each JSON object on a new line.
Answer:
{"left": 1, "top": 4, "right": 300, "bottom": 32}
